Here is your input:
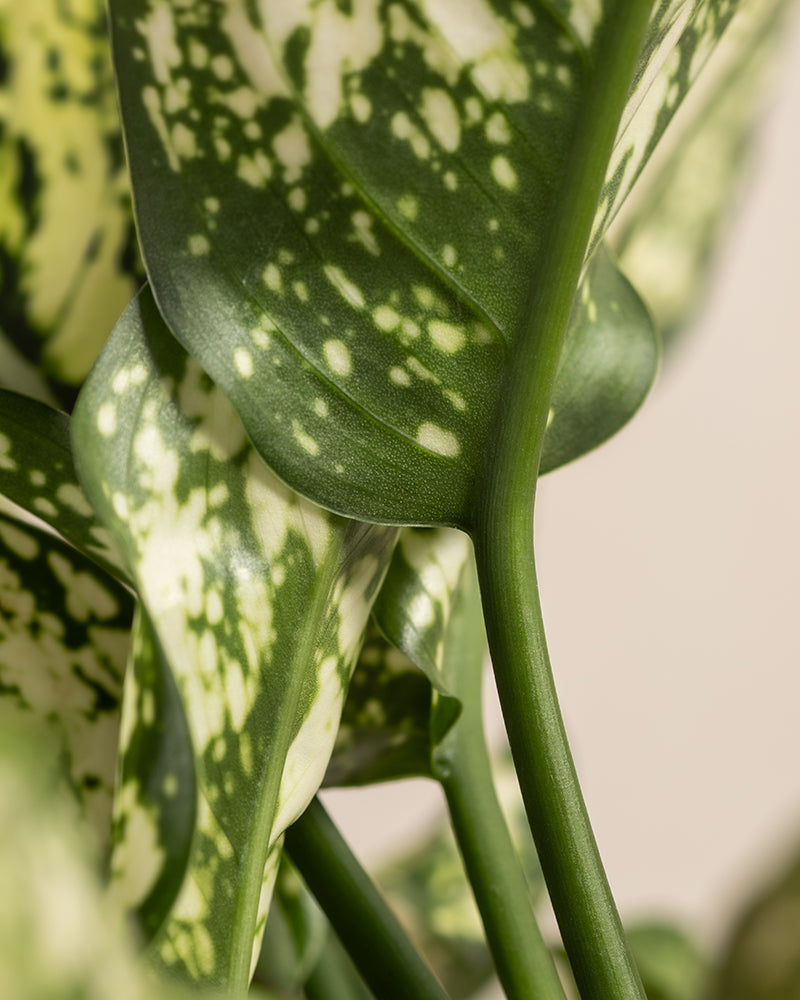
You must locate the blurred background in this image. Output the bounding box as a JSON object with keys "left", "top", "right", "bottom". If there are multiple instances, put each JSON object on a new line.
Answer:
{"left": 322, "top": 3, "right": 800, "bottom": 970}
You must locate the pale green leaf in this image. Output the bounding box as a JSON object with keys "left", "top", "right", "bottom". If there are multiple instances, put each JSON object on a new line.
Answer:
{"left": 611, "top": 0, "right": 793, "bottom": 346}
{"left": 71, "top": 287, "right": 397, "bottom": 989}
{"left": 0, "top": 511, "right": 132, "bottom": 849}
{"left": 589, "top": 0, "right": 740, "bottom": 253}
{"left": 325, "top": 620, "right": 436, "bottom": 785}
{"left": 0, "top": 0, "right": 142, "bottom": 406}
{"left": 625, "top": 922, "right": 708, "bottom": 1000}
{"left": 106, "top": 0, "right": 691, "bottom": 526}
{"left": 327, "top": 526, "right": 473, "bottom": 786}
{"left": 109, "top": 606, "right": 197, "bottom": 944}
{"left": 0, "top": 389, "right": 128, "bottom": 580}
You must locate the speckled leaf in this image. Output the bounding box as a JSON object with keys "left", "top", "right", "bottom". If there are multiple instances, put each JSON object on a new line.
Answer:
{"left": 71, "top": 286, "right": 397, "bottom": 989}
{"left": 326, "top": 527, "right": 471, "bottom": 785}
{"left": 109, "top": 605, "right": 197, "bottom": 944}
{"left": 611, "top": 0, "right": 792, "bottom": 347}
{"left": 0, "top": 390, "right": 127, "bottom": 581}
{"left": 325, "top": 620, "right": 436, "bottom": 785}
{"left": 0, "top": 0, "right": 142, "bottom": 407}
{"left": 0, "top": 714, "right": 182, "bottom": 1000}
{"left": 0, "top": 511, "right": 132, "bottom": 849}
{"left": 589, "top": 0, "right": 740, "bottom": 253}
{"left": 106, "top": 0, "right": 720, "bottom": 527}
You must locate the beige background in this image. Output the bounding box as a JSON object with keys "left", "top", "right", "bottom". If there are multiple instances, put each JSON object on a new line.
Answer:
{"left": 322, "top": 7, "right": 800, "bottom": 975}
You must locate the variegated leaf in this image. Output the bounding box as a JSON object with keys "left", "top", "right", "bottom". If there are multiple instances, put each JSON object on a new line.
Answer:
{"left": 588, "top": 0, "right": 740, "bottom": 253}
{"left": 0, "top": 0, "right": 142, "bottom": 407}
{"left": 611, "top": 0, "right": 793, "bottom": 346}
{"left": 109, "top": 606, "right": 196, "bottom": 943}
{"left": 0, "top": 389, "right": 128, "bottom": 581}
{"left": 107, "top": 0, "right": 680, "bottom": 527}
{"left": 0, "top": 712, "right": 217, "bottom": 1000}
{"left": 71, "top": 287, "right": 397, "bottom": 990}
{"left": 326, "top": 526, "right": 472, "bottom": 786}
{"left": 0, "top": 511, "right": 132, "bottom": 850}
{"left": 325, "top": 619, "right": 436, "bottom": 786}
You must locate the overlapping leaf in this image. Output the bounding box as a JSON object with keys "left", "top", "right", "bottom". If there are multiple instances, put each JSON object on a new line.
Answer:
{"left": 0, "top": 512, "right": 132, "bottom": 849}
{"left": 0, "top": 0, "right": 142, "bottom": 407}
{"left": 105, "top": 0, "right": 691, "bottom": 527}
{"left": 71, "top": 287, "right": 397, "bottom": 989}
{"left": 611, "top": 0, "right": 793, "bottom": 346}
{"left": 0, "top": 711, "right": 219, "bottom": 1000}
{"left": 0, "top": 390, "right": 127, "bottom": 580}
{"left": 327, "top": 526, "right": 471, "bottom": 785}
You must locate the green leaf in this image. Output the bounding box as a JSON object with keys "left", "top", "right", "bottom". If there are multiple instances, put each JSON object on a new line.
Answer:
{"left": 0, "top": 711, "right": 214, "bottom": 1000}
{"left": 326, "top": 619, "right": 436, "bottom": 785}
{"left": 625, "top": 921, "right": 708, "bottom": 1000}
{"left": 105, "top": 0, "right": 701, "bottom": 526}
{"left": 611, "top": 0, "right": 794, "bottom": 347}
{"left": 0, "top": 511, "right": 132, "bottom": 849}
{"left": 540, "top": 245, "right": 658, "bottom": 473}
{"left": 0, "top": 389, "right": 128, "bottom": 581}
{"left": 0, "top": 0, "right": 142, "bottom": 406}
{"left": 108, "top": 606, "right": 197, "bottom": 943}
{"left": 708, "top": 839, "right": 800, "bottom": 1000}
{"left": 587, "top": 0, "right": 740, "bottom": 256}
{"left": 71, "top": 287, "right": 397, "bottom": 990}
{"left": 326, "top": 526, "right": 472, "bottom": 786}
{"left": 255, "top": 856, "right": 328, "bottom": 994}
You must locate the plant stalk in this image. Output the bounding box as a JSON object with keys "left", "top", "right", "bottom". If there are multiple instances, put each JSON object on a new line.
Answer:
{"left": 433, "top": 559, "right": 566, "bottom": 1000}
{"left": 472, "top": 4, "right": 654, "bottom": 999}
{"left": 285, "top": 798, "right": 450, "bottom": 1000}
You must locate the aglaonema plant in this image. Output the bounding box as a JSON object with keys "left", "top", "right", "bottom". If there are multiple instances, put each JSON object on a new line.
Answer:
{"left": 0, "top": 0, "right": 795, "bottom": 998}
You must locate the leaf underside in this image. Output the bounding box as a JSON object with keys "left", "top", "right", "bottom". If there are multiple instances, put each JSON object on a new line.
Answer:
{"left": 100, "top": 0, "right": 741, "bottom": 527}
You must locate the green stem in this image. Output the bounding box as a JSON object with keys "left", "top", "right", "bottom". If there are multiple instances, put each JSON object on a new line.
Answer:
{"left": 285, "top": 798, "right": 450, "bottom": 1000}
{"left": 433, "top": 560, "right": 565, "bottom": 1000}
{"left": 472, "top": 5, "right": 653, "bottom": 999}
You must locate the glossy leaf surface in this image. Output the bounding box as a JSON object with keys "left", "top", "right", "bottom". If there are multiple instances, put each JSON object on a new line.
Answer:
{"left": 0, "top": 390, "right": 127, "bottom": 581}
{"left": 103, "top": 0, "right": 717, "bottom": 526}
{"left": 0, "top": 0, "right": 141, "bottom": 407}
{"left": 0, "top": 512, "right": 132, "bottom": 848}
{"left": 71, "top": 287, "right": 396, "bottom": 988}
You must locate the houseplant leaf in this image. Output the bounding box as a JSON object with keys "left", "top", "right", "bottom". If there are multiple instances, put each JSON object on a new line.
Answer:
{"left": 102, "top": 0, "right": 705, "bottom": 527}
{"left": 0, "top": 389, "right": 127, "bottom": 581}
{"left": 611, "top": 0, "right": 794, "bottom": 347}
{"left": 0, "top": 712, "right": 230, "bottom": 1000}
{"left": 0, "top": 0, "right": 141, "bottom": 408}
{"left": 0, "top": 511, "right": 132, "bottom": 849}
{"left": 326, "top": 525, "right": 477, "bottom": 786}
{"left": 71, "top": 286, "right": 397, "bottom": 991}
